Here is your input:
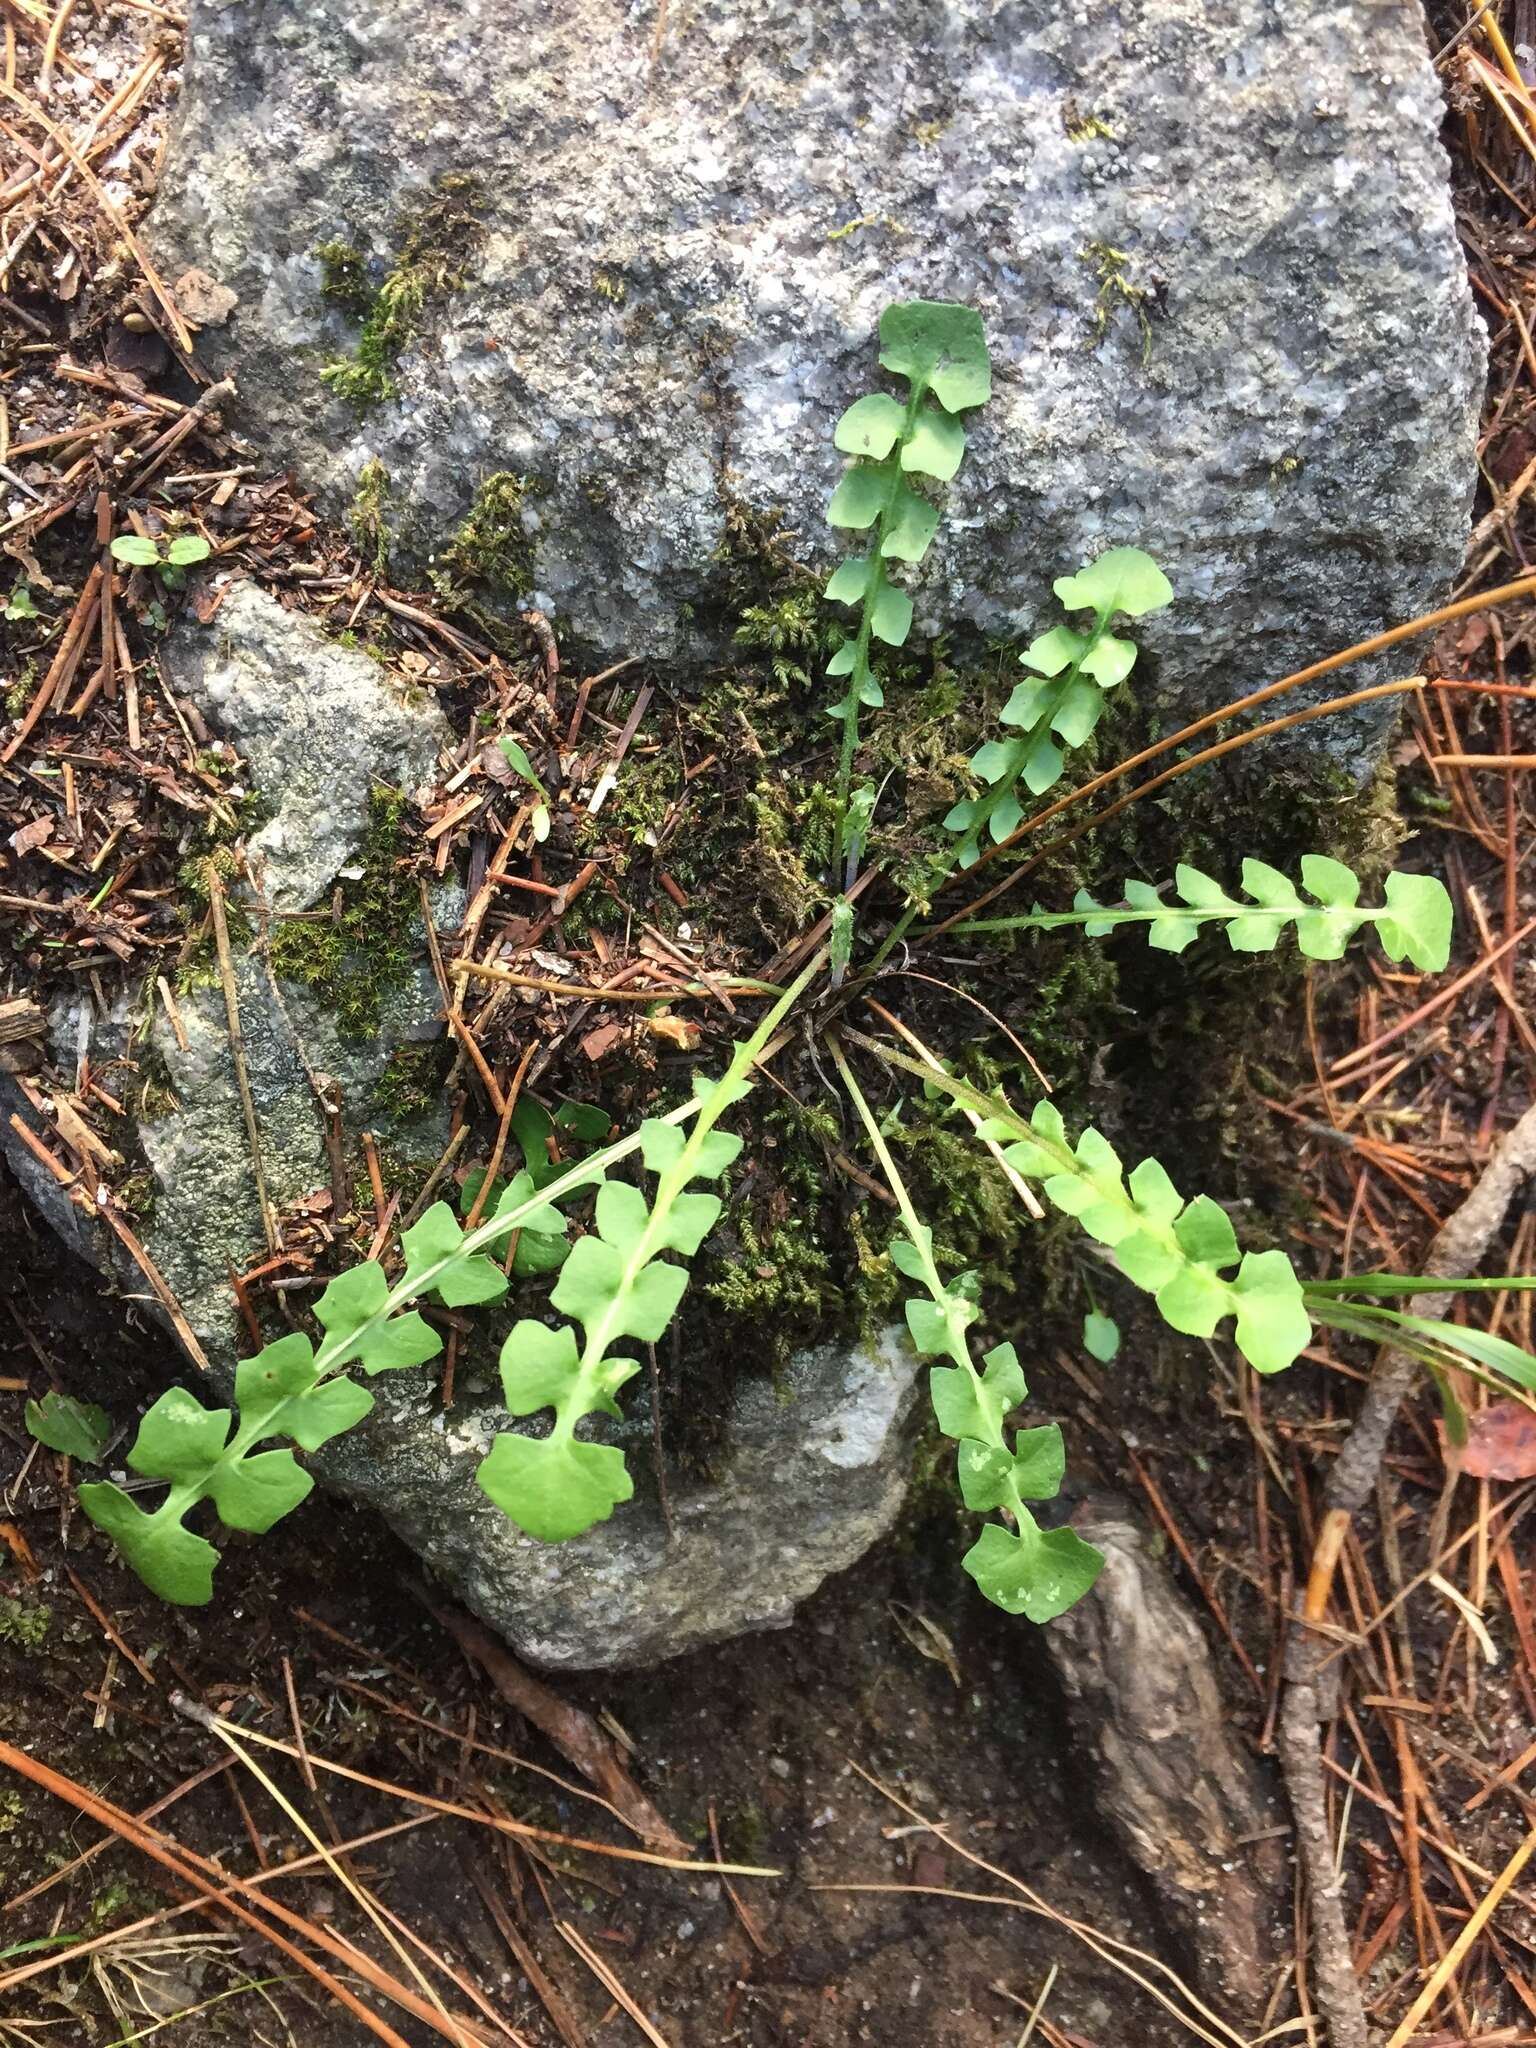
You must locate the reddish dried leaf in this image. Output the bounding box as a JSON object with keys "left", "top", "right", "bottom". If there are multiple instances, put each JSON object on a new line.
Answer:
{"left": 1444, "top": 1400, "right": 1536, "bottom": 1481}
{"left": 9, "top": 816, "right": 52, "bottom": 857}
{"left": 580, "top": 1021, "right": 626, "bottom": 1062}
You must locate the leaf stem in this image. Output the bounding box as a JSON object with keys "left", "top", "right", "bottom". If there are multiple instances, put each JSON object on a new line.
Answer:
{"left": 828, "top": 1038, "right": 1039, "bottom": 1541}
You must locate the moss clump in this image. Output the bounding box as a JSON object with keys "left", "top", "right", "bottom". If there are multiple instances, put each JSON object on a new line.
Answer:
{"left": 267, "top": 786, "right": 418, "bottom": 1039}
{"left": 350, "top": 458, "right": 392, "bottom": 579}
{"left": 1081, "top": 239, "right": 1155, "bottom": 362}
{"left": 5, "top": 659, "right": 38, "bottom": 720}
{"left": 702, "top": 1211, "right": 834, "bottom": 1323}
{"left": 320, "top": 175, "right": 485, "bottom": 410}
{"left": 713, "top": 494, "right": 822, "bottom": 618}
{"left": 373, "top": 1041, "right": 448, "bottom": 1123}
{"left": 437, "top": 471, "right": 539, "bottom": 600}
{"left": 888, "top": 1109, "right": 1025, "bottom": 1288}
{"left": 577, "top": 751, "right": 679, "bottom": 866}
{"left": 316, "top": 239, "right": 374, "bottom": 316}
{"left": 0, "top": 1598, "right": 49, "bottom": 1649}
{"left": 173, "top": 853, "right": 256, "bottom": 992}
{"left": 733, "top": 591, "right": 824, "bottom": 689}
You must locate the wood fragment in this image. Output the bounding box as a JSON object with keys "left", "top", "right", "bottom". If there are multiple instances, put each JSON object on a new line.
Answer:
{"left": 419, "top": 1595, "right": 688, "bottom": 1853}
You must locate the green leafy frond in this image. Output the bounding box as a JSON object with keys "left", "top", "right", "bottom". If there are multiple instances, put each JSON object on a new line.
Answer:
{"left": 848, "top": 1032, "right": 1312, "bottom": 1379}
{"left": 942, "top": 546, "right": 1171, "bottom": 865}
{"left": 78, "top": 1337, "right": 374, "bottom": 1605}
{"left": 476, "top": 962, "right": 818, "bottom": 1543}
{"left": 824, "top": 302, "right": 991, "bottom": 871}
{"left": 977, "top": 1099, "right": 1311, "bottom": 1372}
{"left": 963, "top": 856, "right": 1453, "bottom": 971}
{"left": 78, "top": 1094, "right": 723, "bottom": 1603}
{"left": 831, "top": 1045, "right": 1104, "bottom": 1624}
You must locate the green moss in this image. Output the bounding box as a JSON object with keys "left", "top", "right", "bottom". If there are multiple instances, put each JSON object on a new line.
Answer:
{"left": 0, "top": 1790, "right": 22, "bottom": 1835}
{"left": 316, "top": 239, "right": 374, "bottom": 316}
{"left": 1081, "top": 239, "right": 1154, "bottom": 363}
{"left": 702, "top": 1211, "right": 833, "bottom": 1322}
{"left": 0, "top": 1597, "right": 49, "bottom": 1649}
{"left": 733, "top": 591, "right": 824, "bottom": 689}
{"left": 173, "top": 854, "right": 256, "bottom": 992}
{"left": 4, "top": 660, "right": 36, "bottom": 720}
{"left": 350, "top": 457, "right": 392, "bottom": 579}
{"left": 267, "top": 786, "right": 418, "bottom": 1039}
{"left": 437, "top": 471, "right": 539, "bottom": 600}
{"left": 320, "top": 175, "right": 485, "bottom": 410}
{"left": 712, "top": 494, "right": 822, "bottom": 618}
{"left": 373, "top": 1041, "right": 449, "bottom": 1123}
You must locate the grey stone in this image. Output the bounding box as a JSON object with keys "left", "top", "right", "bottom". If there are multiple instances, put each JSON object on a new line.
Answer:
{"left": 322, "top": 1323, "right": 924, "bottom": 1670}
{"left": 165, "top": 580, "right": 449, "bottom": 910}
{"left": 153, "top": 0, "right": 1480, "bottom": 734}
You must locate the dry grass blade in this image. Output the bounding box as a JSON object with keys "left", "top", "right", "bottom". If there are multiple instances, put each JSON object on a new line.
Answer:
{"left": 0, "top": 1737, "right": 417, "bottom": 2047}
{"left": 195, "top": 1712, "right": 469, "bottom": 2042}
{"left": 170, "top": 1695, "right": 778, "bottom": 1875}
{"left": 0, "top": 1817, "right": 440, "bottom": 1997}
{"left": 557, "top": 1920, "right": 671, "bottom": 2047}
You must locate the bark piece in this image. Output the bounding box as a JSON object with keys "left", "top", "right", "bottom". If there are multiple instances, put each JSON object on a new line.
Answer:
{"left": 1043, "top": 1497, "right": 1285, "bottom": 2021}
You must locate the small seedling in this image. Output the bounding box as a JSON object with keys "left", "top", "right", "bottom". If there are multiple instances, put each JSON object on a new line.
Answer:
{"left": 110, "top": 532, "right": 212, "bottom": 589}
{"left": 2, "top": 583, "right": 38, "bottom": 621}
{"left": 498, "top": 737, "right": 553, "bottom": 842}
{"left": 1082, "top": 1311, "right": 1120, "bottom": 1364}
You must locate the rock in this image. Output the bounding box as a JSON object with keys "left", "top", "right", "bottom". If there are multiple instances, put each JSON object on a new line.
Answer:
{"left": 153, "top": 0, "right": 1480, "bottom": 731}
{"left": 165, "top": 581, "right": 448, "bottom": 910}
{"left": 324, "top": 1324, "right": 924, "bottom": 1670}
{"left": 1041, "top": 1498, "right": 1286, "bottom": 2019}
{"left": 3, "top": 587, "right": 925, "bottom": 1668}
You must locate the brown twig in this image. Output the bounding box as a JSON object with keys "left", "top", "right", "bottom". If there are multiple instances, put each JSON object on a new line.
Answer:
{"left": 418, "top": 1594, "right": 688, "bottom": 1853}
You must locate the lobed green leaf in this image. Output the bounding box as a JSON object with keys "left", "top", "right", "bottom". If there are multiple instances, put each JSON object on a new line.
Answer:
{"left": 878, "top": 300, "right": 991, "bottom": 412}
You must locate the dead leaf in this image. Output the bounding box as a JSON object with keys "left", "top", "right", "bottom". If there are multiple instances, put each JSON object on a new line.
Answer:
{"left": 172, "top": 267, "right": 239, "bottom": 328}
{"left": 1442, "top": 1400, "right": 1536, "bottom": 1480}
{"left": 643, "top": 1012, "right": 700, "bottom": 1050}
{"left": 887, "top": 1599, "right": 961, "bottom": 1686}
{"left": 9, "top": 816, "right": 52, "bottom": 857}
{"left": 580, "top": 1021, "right": 626, "bottom": 1062}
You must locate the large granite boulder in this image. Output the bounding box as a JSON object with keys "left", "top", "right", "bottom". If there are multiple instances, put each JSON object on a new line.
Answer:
{"left": 153, "top": 0, "right": 1481, "bottom": 712}
{"left": 2, "top": 585, "right": 925, "bottom": 1668}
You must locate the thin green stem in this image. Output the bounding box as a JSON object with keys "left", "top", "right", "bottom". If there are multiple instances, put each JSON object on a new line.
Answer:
{"left": 828, "top": 1039, "right": 1038, "bottom": 1539}
{"left": 957, "top": 904, "right": 1375, "bottom": 939}
{"left": 548, "top": 957, "right": 820, "bottom": 1450}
